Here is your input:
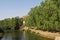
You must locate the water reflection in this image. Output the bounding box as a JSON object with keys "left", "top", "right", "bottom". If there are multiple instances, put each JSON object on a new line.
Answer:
{"left": 21, "top": 31, "right": 26, "bottom": 40}
{"left": 0, "top": 33, "right": 4, "bottom": 40}
{"left": 0, "top": 28, "right": 4, "bottom": 40}
{"left": 1, "top": 30, "right": 54, "bottom": 40}
{"left": 12, "top": 31, "right": 22, "bottom": 40}
{"left": 1, "top": 31, "right": 23, "bottom": 40}
{"left": 25, "top": 30, "right": 54, "bottom": 40}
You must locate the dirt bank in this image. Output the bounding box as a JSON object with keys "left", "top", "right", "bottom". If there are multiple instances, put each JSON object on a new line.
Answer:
{"left": 22, "top": 27, "right": 60, "bottom": 40}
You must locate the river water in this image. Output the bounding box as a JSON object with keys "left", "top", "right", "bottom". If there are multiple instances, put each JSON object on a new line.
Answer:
{"left": 0, "top": 30, "right": 54, "bottom": 40}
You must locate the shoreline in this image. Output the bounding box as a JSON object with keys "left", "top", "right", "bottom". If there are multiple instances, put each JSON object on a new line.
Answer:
{"left": 22, "top": 27, "right": 60, "bottom": 40}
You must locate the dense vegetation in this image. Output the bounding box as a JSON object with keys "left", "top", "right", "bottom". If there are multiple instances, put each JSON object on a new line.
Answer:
{"left": 0, "top": 16, "right": 23, "bottom": 30}
{"left": 25, "top": 0, "right": 60, "bottom": 32}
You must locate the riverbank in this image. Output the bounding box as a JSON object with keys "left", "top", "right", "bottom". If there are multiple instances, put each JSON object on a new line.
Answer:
{"left": 21, "top": 27, "right": 60, "bottom": 40}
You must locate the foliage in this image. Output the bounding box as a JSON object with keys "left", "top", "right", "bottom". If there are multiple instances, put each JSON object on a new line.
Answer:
{"left": 0, "top": 16, "right": 23, "bottom": 30}
{"left": 25, "top": 0, "right": 60, "bottom": 32}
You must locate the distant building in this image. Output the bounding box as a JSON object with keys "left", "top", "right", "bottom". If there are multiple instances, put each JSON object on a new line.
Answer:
{"left": 21, "top": 16, "right": 27, "bottom": 26}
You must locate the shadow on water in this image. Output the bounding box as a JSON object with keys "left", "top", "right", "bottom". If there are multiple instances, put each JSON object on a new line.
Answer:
{"left": 0, "top": 28, "right": 4, "bottom": 40}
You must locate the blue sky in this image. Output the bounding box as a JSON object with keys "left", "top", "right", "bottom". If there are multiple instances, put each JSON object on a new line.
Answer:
{"left": 0, "top": 0, "right": 43, "bottom": 20}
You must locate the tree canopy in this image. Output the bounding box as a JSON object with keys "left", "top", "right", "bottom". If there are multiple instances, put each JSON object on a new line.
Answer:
{"left": 25, "top": 0, "right": 60, "bottom": 32}
{"left": 0, "top": 16, "right": 23, "bottom": 30}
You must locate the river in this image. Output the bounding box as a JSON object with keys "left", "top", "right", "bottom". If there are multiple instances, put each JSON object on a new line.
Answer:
{"left": 0, "top": 30, "right": 54, "bottom": 40}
